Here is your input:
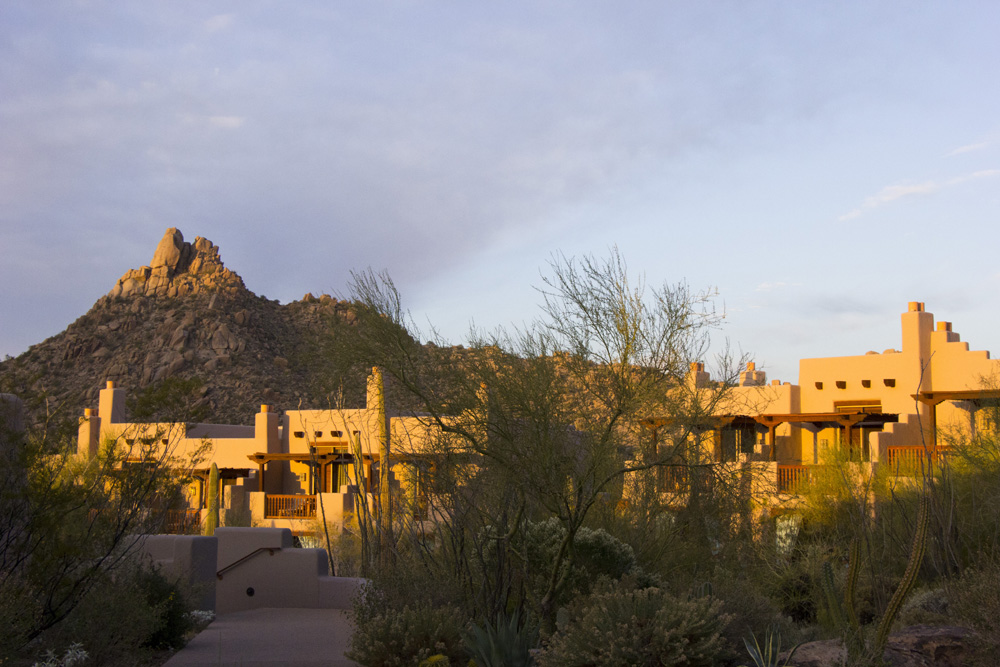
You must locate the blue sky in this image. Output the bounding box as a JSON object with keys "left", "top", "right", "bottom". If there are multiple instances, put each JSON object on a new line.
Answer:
{"left": 3, "top": 2, "right": 1000, "bottom": 383}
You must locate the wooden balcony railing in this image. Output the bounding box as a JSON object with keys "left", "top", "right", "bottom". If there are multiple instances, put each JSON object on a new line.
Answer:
{"left": 163, "top": 509, "right": 202, "bottom": 534}
{"left": 657, "top": 466, "right": 689, "bottom": 493}
{"left": 777, "top": 465, "right": 812, "bottom": 494}
{"left": 886, "top": 446, "right": 940, "bottom": 476}
{"left": 264, "top": 494, "right": 317, "bottom": 519}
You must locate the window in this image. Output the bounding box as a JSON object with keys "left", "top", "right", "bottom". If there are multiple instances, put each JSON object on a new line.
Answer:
{"left": 719, "top": 421, "right": 757, "bottom": 462}
{"left": 835, "top": 400, "right": 881, "bottom": 413}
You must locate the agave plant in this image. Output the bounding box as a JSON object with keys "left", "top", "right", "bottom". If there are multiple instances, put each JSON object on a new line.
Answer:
{"left": 742, "top": 626, "right": 799, "bottom": 667}
{"left": 463, "top": 609, "right": 538, "bottom": 667}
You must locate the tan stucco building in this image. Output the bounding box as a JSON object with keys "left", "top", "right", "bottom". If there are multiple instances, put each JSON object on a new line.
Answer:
{"left": 77, "top": 368, "right": 441, "bottom": 534}
{"left": 76, "top": 302, "right": 1000, "bottom": 529}
{"left": 678, "top": 302, "right": 1000, "bottom": 496}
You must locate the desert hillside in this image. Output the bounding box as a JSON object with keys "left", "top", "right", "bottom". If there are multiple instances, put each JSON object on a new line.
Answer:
{"left": 0, "top": 228, "right": 373, "bottom": 428}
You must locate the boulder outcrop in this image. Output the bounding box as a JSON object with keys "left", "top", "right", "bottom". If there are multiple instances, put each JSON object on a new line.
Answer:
{"left": 0, "top": 226, "right": 442, "bottom": 428}
{"left": 107, "top": 228, "right": 245, "bottom": 300}
{"left": 786, "top": 625, "right": 971, "bottom": 667}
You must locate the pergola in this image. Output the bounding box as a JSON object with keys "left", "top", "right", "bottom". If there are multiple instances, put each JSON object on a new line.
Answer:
{"left": 641, "top": 407, "right": 899, "bottom": 462}
{"left": 247, "top": 451, "right": 364, "bottom": 494}
{"left": 752, "top": 409, "right": 898, "bottom": 461}
{"left": 912, "top": 389, "right": 1000, "bottom": 447}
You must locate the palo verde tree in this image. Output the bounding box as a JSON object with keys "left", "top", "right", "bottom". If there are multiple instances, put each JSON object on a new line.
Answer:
{"left": 346, "top": 249, "right": 746, "bottom": 627}
{"left": 0, "top": 393, "right": 201, "bottom": 660}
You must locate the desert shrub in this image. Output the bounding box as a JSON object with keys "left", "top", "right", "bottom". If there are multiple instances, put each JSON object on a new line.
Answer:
{"left": 773, "top": 567, "right": 817, "bottom": 625}
{"left": 521, "top": 518, "right": 639, "bottom": 606}
{"left": 537, "top": 577, "right": 730, "bottom": 667}
{"left": 0, "top": 575, "right": 42, "bottom": 659}
{"left": 32, "top": 561, "right": 193, "bottom": 666}
{"left": 947, "top": 561, "right": 1000, "bottom": 664}
{"left": 896, "top": 586, "right": 950, "bottom": 627}
{"left": 135, "top": 566, "right": 194, "bottom": 649}
{"left": 463, "top": 609, "right": 538, "bottom": 667}
{"left": 348, "top": 583, "right": 468, "bottom": 667}
{"left": 709, "top": 571, "right": 798, "bottom": 663}
{"left": 303, "top": 516, "right": 365, "bottom": 577}
{"left": 30, "top": 642, "right": 89, "bottom": 667}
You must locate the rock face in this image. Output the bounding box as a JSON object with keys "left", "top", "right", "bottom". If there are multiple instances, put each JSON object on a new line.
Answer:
{"left": 787, "top": 625, "right": 971, "bottom": 667}
{"left": 107, "top": 228, "right": 245, "bottom": 299}
{"left": 0, "top": 227, "right": 370, "bottom": 426}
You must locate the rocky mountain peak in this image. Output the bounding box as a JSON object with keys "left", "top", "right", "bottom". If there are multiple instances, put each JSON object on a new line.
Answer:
{"left": 0, "top": 227, "right": 376, "bottom": 427}
{"left": 106, "top": 228, "right": 245, "bottom": 300}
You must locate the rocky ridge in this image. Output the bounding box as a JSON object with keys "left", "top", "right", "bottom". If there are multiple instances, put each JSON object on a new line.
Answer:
{"left": 1, "top": 228, "right": 367, "bottom": 427}
{"left": 107, "top": 227, "right": 245, "bottom": 300}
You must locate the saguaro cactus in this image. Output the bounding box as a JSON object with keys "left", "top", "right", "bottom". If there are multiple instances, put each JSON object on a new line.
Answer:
{"left": 874, "top": 492, "right": 930, "bottom": 652}
{"left": 371, "top": 367, "right": 391, "bottom": 563}
{"left": 204, "top": 463, "right": 219, "bottom": 536}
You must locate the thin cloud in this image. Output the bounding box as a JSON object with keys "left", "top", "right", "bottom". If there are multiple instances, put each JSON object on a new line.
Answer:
{"left": 207, "top": 115, "right": 245, "bottom": 129}
{"left": 947, "top": 141, "right": 988, "bottom": 156}
{"left": 204, "top": 14, "right": 235, "bottom": 33}
{"left": 864, "top": 182, "right": 939, "bottom": 206}
{"left": 950, "top": 169, "right": 1000, "bottom": 184}
{"left": 839, "top": 170, "right": 1000, "bottom": 221}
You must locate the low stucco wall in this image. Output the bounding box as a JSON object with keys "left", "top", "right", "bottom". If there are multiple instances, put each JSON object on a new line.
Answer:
{"left": 141, "top": 534, "right": 218, "bottom": 611}
{"left": 217, "top": 547, "right": 329, "bottom": 614}
{"left": 214, "top": 527, "right": 363, "bottom": 614}
{"left": 141, "top": 528, "right": 364, "bottom": 615}
{"left": 215, "top": 526, "right": 293, "bottom": 571}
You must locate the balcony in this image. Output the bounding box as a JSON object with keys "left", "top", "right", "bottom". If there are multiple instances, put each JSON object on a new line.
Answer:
{"left": 886, "top": 446, "right": 941, "bottom": 476}
{"left": 162, "top": 509, "right": 202, "bottom": 534}
{"left": 264, "top": 494, "right": 317, "bottom": 519}
{"left": 777, "top": 465, "right": 812, "bottom": 494}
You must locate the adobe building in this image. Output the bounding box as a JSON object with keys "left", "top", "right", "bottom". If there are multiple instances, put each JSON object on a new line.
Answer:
{"left": 76, "top": 302, "right": 1000, "bottom": 528}
{"left": 672, "top": 302, "right": 1000, "bottom": 495}
{"left": 77, "top": 368, "right": 440, "bottom": 534}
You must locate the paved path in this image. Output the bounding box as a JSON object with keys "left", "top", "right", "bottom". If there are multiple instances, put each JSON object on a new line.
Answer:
{"left": 165, "top": 608, "right": 359, "bottom": 666}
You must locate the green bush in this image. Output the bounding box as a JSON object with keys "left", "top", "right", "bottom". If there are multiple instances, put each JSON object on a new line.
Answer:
{"left": 709, "top": 571, "right": 798, "bottom": 663}
{"left": 31, "top": 561, "right": 194, "bottom": 666}
{"left": 537, "top": 578, "right": 730, "bottom": 667}
{"left": 348, "top": 584, "right": 468, "bottom": 667}
{"left": 896, "top": 586, "right": 950, "bottom": 628}
{"left": 521, "top": 518, "right": 640, "bottom": 606}
{"left": 948, "top": 561, "right": 1000, "bottom": 665}
{"left": 135, "top": 566, "right": 194, "bottom": 650}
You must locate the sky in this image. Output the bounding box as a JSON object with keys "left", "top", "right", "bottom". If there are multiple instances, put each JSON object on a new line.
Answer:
{"left": 3, "top": 2, "right": 1000, "bottom": 383}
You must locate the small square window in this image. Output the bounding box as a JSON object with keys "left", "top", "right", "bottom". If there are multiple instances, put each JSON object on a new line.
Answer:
{"left": 862, "top": 380, "right": 871, "bottom": 388}
{"left": 836, "top": 381, "right": 846, "bottom": 389}
{"left": 815, "top": 382, "right": 824, "bottom": 390}
{"left": 884, "top": 379, "right": 896, "bottom": 387}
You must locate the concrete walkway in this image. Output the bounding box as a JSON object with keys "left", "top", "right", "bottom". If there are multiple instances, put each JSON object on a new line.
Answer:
{"left": 164, "top": 608, "right": 359, "bottom": 666}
